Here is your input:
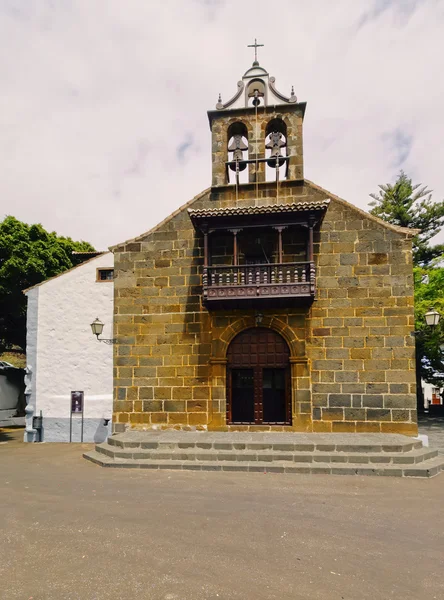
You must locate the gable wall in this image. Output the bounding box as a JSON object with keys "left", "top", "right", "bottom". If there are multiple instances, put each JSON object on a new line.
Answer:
{"left": 113, "top": 184, "right": 417, "bottom": 435}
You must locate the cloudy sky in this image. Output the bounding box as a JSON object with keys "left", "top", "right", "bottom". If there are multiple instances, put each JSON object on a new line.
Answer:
{"left": 1, "top": 0, "right": 443, "bottom": 249}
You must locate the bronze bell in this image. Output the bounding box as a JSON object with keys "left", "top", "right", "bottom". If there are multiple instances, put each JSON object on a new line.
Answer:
{"left": 228, "top": 135, "right": 248, "bottom": 171}
{"left": 266, "top": 131, "right": 286, "bottom": 168}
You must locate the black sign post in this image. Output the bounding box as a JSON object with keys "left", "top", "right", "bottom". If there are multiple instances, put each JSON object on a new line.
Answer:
{"left": 70, "top": 391, "right": 84, "bottom": 443}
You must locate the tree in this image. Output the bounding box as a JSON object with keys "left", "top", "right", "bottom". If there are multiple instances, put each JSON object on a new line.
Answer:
{"left": 413, "top": 266, "right": 444, "bottom": 385}
{"left": 0, "top": 216, "right": 95, "bottom": 352}
{"left": 369, "top": 170, "right": 444, "bottom": 266}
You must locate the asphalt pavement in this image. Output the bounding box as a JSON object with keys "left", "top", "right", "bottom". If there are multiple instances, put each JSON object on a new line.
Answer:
{"left": 0, "top": 430, "right": 443, "bottom": 600}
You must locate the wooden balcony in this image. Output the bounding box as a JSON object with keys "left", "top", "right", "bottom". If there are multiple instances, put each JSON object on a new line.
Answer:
{"left": 203, "top": 261, "right": 315, "bottom": 308}
{"left": 188, "top": 201, "right": 328, "bottom": 309}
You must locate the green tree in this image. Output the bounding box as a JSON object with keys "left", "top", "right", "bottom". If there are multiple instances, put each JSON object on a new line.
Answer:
{"left": 414, "top": 266, "right": 444, "bottom": 384}
{"left": 0, "top": 216, "right": 95, "bottom": 352}
{"left": 369, "top": 170, "right": 444, "bottom": 266}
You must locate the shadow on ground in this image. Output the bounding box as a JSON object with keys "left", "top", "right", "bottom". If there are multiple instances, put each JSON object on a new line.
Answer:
{"left": 0, "top": 426, "right": 24, "bottom": 444}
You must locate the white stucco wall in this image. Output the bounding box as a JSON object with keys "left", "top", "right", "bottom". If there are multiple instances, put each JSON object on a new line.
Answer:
{"left": 25, "top": 253, "right": 114, "bottom": 442}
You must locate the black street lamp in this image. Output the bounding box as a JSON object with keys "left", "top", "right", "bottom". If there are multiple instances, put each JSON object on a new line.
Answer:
{"left": 90, "top": 318, "right": 117, "bottom": 345}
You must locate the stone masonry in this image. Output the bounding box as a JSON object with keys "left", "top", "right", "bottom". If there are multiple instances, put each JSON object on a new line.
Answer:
{"left": 112, "top": 180, "right": 417, "bottom": 435}
{"left": 111, "top": 81, "right": 417, "bottom": 436}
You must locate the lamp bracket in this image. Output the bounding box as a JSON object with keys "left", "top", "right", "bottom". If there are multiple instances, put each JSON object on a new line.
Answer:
{"left": 96, "top": 336, "right": 117, "bottom": 345}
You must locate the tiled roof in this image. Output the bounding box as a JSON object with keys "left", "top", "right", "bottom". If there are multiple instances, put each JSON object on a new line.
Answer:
{"left": 188, "top": 200, "right": 330, "bottom": 219}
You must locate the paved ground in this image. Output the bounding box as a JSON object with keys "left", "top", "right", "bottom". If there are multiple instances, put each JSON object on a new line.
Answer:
{"left": 418, "top": 416, "right": 444, "bottom": 452}
{"left": 1, "top": 427, "right": 444, "bottom": 600}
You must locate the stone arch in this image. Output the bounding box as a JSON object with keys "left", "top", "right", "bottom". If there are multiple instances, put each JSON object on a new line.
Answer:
{"left": 208, "top": 316, "right": 311, "bottom": 431}
{"left": 211, "top": 315, "right": 306, "bottom": 362}
{"left": 223, "top": 118, "right": 253, "bottom": 184}
{"left": 245, "top": 78, "right": 267, "bottom": 107}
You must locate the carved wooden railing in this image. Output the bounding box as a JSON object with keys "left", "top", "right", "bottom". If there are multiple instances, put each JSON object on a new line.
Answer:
{"left": 203, "top": 261, "right": 315, "bottom": 302}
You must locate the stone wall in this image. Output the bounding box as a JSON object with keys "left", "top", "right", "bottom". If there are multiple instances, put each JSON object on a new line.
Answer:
{"left": 309, "top": 185, "right": 417, "bottom": 435}
{"left": 210, "top": 104, "right": 304, "bottom": 187}
{"left": 112, "top": 181, "right": 417, "bottom": 435}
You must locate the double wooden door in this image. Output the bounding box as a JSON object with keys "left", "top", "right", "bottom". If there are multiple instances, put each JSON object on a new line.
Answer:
{"left": 227, "top": 328, "right": 291, "bottom": 425}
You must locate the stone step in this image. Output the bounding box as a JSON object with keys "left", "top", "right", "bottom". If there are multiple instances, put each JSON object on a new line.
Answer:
{"left": 95, "top": 443, "right": 438, "bottom": 465}
{"left": 107, "top": 433, "right": 423, "bottom": 454}
{"left": 83, "top": 450, "right": 444, "bottom": 478}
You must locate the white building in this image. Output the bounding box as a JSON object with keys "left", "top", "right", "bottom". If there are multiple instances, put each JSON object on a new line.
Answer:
{"left": 23, "top": 252, "right": 114, "bottom": 442}
{"left": 422, "top": 378, "right": 444, "bottom": 411}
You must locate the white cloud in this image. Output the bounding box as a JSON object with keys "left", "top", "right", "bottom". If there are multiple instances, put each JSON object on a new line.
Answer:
{"left": 0, "top": 0, "right": 443, "bottom": 248}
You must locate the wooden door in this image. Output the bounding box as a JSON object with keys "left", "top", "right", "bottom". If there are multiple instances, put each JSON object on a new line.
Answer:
{"left": 227, "top": 328, "right": 291, "bottom": 425}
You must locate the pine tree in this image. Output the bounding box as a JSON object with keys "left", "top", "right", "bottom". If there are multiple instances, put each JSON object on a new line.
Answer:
{"left": 369, "top": 170, "right": 444, "bottom": 266}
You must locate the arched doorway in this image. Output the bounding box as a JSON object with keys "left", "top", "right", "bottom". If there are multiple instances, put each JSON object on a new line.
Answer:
{"left": 227, "top": 328, "right": 291, "bottom": 425}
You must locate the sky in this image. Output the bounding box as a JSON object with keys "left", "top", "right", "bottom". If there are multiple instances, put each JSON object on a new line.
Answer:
{"left": 0, "top": 0, "right": 443, "bottom": 250}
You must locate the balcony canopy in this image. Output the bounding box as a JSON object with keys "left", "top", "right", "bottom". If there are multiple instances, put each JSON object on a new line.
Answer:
{"left": 188, "top": 200, "right": 330, "bottom": 232}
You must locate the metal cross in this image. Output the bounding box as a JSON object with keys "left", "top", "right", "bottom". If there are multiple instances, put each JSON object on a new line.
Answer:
{"left": 247, "top": 38, "right": 264, "bottom": 63}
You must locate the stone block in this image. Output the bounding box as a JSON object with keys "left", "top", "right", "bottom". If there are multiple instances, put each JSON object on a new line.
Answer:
{"left": 383, "top": 395, "right": 416, "bottom": 409}
{"left": 332, "top": 421, "right": 357, "bottom": 432}
{"left": 164, "top": 400, "right": 186, "bottom": 412}
{"left": 326, "top": 348, "right": 349, "bottom": 359}
{"left": 189, "top": 413, "right": 209, "bottom": 425}
{"left": 355, "top": 421, "right": 381, "bottom": 433}
{"left": 143, "top": 400, "right": 163, "bottom": 412}
{"left": 352, "top": 395, "right": 362, "bottom": 407}
{"left": 344, "top": 408, "right": 366, "bottom": 420}
{"left": 389, "top": 384, "right": 409, "bottom": 394}
{"left": 312, "top": 394, "right": 328, "bottom": 407}
{"left": 368, "top": 253, "right": 388, "bottom": 265}
{"left": 312, "top": 328, "right": 331, "bottom": 337}
{"left": 151, "top": 412, "right": 168, "bottom": 424}
{"left": 391, "top": 410, "right": 411, "bottom": 422}
{"left": 172, "top": 387, "right": 193, "bottom": 400}
{"left": 341, "top": 383, "right": 365, "bottom": 393}
{"left": 335, "top": 372, "right": 358, "bottom": 383}
{"left": 358, "top": 371, "right": 386, "bottom": 383}
{"left": 366, "top": 409, "right": 392, "bottom": 421}
{"left": 312, "top": 407, "right": 321, "bottom": 420}
{"left": 329, "top": 394, "right": 352, "bottom": 407}
{"left": 187, "top": 401, "right": 207, "bottom": 412}
{"left": 350, "top": 348, "right": 371, "bottom": 360}
{"left": 380, "top": 423, "right": 418, "bottom": 435}
{"left": 322, "top": 408, "right": 345, "bottom": 421}
{"left": 154, "top": 387, "right": 173, "bottom": 400}
{"left": 168, "top": 412, "right": 188, "bottom": 424}
{"left": 362, "top": 394, "right": 384, "bottom": 408}
{"left": 312, "top": 421, "right": 332, "bottom": 432}
{"left": 139, "top": 387, "right": 154, "bottom": 399}
{"left": 313, "top": 360, "right": 343, "bottom": 371}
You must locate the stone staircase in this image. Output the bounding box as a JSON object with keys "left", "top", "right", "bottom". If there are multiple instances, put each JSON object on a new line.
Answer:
{"left": 83, "top": 431, "right": 444, "bottom": 477}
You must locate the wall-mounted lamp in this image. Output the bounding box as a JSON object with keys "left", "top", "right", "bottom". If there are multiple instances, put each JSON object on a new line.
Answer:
{"left": 424, "top": 309, "right": 441, "bottom": 328}
{"left": 90, "top": 318, "right": 117, "bottom": 345}
{"left": 413, "top": 309, "right": 441, "bottom": 338}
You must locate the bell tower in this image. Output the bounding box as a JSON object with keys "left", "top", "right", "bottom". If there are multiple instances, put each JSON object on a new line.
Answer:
{"left": 208, "top": 40, "right": 306, "bottom": 192}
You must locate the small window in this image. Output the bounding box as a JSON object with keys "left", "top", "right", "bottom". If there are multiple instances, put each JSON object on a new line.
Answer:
{"left": 97, "top": 268, "right": 114, "bottom": 282}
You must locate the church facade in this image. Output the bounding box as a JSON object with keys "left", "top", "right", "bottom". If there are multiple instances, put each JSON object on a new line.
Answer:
{"left": 111, "top": 59, "right": 417, "bottom": 436}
